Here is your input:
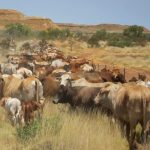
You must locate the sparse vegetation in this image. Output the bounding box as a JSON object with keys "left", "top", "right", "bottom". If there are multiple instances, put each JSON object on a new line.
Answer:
{"left": 5, "top": 23, "right": 32, "bottom": 38}
{"left": 0, "top": 103, "right": 129, "bottom": 150}
{"left": 16, "top": 120, "right": 42, "bottom": 143}
{"left": 0, "top": 37, "right": 16, "bottom": 49}
{"left": 87, "top": 25, "right": 149, "bottom": 47}
{"left": 38, "top": 28, "right": 71, "bottom": 40}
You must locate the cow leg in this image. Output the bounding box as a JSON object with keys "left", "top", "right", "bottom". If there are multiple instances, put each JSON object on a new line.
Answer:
{"left": 129, "top": 125, "right": 137, "bottom": 150}
{"left": 126, "top": 122, "right": 130, "bottom": 142}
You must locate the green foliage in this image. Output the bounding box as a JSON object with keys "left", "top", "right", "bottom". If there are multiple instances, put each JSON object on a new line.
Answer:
{"left": 16, "top": 120, "right": 41, "bottom": 143}
{"left": 38, "top": 30, "right": 49, "bottom": 39}
{"left": 88, "top": 29, "right": 107, "bottom": 47}
{"left": 107, "top": 33, "right": 132, "bottom": 47}
{"left": 38, "top": 28, "right": 71, "bottom": 40}
{"left": 95, "top": 29, "right": 107, "bottom": 40}
{"left": 108, "top": 38, "right": 132, "bottom": 48}
{"left": 5, "top": 23, "right": 32, "bottom": 38}
{"left": 0, "top": 38, "right": 11, "bottom": 49}
{"left": 0, "top": 37, "right": 16, "bottom": 49}
{"left": 123, "top": 25, "right": 144, "bottom": 40}
{"left": 88, "top": 36, "right": 100, "bottom": 47}
{"left": 144, "top": 33, "right": 150, "bottom": 42}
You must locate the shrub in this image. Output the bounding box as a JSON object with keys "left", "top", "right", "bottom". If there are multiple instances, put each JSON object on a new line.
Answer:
{"left": 88, "top": 36, "right": 100, "bottom": 47}
{"left": 38, "top": 28, "right": 71, "bottom": 40}
{"left": 0, "top": 37, "right": 16, "bottom": 49}
{"left": 123, "top": 25, "right": 144, "bottom": 40}
{"left": 16, "top": 120, "right": 41, "bottom": 143}
{"left": 5, "top": 23, "right": 32, "bottom": 38}
{"left": 108, "top": 38, "right": 132, "bottom": 48}
{"left": 88, "top": 29, "right": 107, "bottom": 47}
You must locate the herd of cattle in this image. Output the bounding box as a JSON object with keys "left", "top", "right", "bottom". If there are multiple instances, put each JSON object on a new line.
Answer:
{"left": 0, "top": 41, "right": 150, "bottom": 149}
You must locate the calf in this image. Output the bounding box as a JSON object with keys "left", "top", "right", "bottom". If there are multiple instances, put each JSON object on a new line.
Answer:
{"left": 0, "top": 97, "right": 24, "bottom": 126}
{"left": 22, "top": 100, "right": 44, "bottom": 124}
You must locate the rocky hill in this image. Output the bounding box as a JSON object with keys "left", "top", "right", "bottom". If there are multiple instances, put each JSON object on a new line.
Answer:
{"left": 57, "top": 23, "right": 150, "bottom": 34}
{"left": 0, "top": 9, "right": 149, "bottom": 34}
{"left": 0, "top": 9, "right": 58, "bottom": 30}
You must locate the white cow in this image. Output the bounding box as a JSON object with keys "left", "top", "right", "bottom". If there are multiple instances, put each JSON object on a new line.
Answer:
{"left": 0, "top": 97, "right": 24, "bottom": 126}
{"left": 60, "top": 73, "right": 72, "bottom": 86}
{"left": 51, "top": 59, "right": 69, "bottom": 68}
{"left": 2, "top": 74, "right": 24, "bottom": 80}
{"left": 17, "top": 67, "right": 32, "bottom": 78}
{"left": 1, "top": 63, "right": 18, "bottom": 75}
{"left": 137, "top": 81, "right": 150, "bottom": 87}
{"left": 80, "top": 64, "right": 94, "bottom": 72}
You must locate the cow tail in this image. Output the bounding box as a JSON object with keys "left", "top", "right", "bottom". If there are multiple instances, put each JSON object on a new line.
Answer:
{"left": 35, "top": 80, "right": 41, "bottom": 120}
{"left": 35, "top": 80, "right": 39, "bottom": 102}
{"left": 143, "top": 99, "right": 147, "bottom": 143}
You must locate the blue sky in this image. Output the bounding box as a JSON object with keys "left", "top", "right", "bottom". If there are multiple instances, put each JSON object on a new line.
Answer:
{"left": 0, "top": 0, "right": 150, "bottom": 29}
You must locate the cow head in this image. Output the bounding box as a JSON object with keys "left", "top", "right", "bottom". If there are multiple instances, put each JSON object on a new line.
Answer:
{"left": 94, "top": 82, "right": 121, "bottom": 110}
{"left": 138, "top": 73, "right": 146, "bottom": 81}
{"left": 60, "top": 74, "right": 72, "bottom": 86}
{"left": 94, "top": 83, "right": 111, "bottom": 105}
{"left": 53, "top": 85, "right": 68, "bottom": 104}
{"left": 94, "top": 82, "right": 119, "bottom": 104}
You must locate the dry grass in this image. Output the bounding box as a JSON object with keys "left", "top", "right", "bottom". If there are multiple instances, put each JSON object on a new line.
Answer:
{"left": 0, "top": 39, "right": 150, "bottom": 150}
{"left": 0, "top": 102, "right": 129, "bottom": 150}
{"left": 54, "top": 40, "right": 150, "bottom": 71}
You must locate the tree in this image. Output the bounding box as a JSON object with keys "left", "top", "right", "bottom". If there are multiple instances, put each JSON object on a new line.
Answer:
{"left": 5, "top": 23, "right": 32, "bottom": 38}
{"left": 123, "top": 25, "right": 144, "bottom": 39}
{"left": 94, "top": 29, "right": 107, "bottom": 41}
{"left": 87, "top": 29, "right": 107, "bottom": 47}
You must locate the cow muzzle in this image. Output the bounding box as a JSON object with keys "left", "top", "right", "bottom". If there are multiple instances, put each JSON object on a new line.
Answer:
{"left": 53, "top": 96, "right": 59, "bottom": 104}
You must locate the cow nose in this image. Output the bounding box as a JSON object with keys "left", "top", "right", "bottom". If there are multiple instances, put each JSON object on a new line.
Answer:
{"left": 52, "top": 100, "right": 57, "bottom": 104}
{"left": 53, "top": 96, "right": 59, "bottom": 104}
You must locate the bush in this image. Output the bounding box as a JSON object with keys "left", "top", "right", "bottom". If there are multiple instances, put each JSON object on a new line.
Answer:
{"left": 88, "top": 29, "right": 107, "bottom": 47}
{"left": 123, "top": 25, "right": 144, "bottom": 41}
{"left": 108, "top": 38, "right": 132, "bottom": 48}
{"left": 16, "top": 120, "right": 41, "bottom": 143}
{"left": 88, "top": 36, "right": 100, "bottom": 47}
{"left": 5, "top": 23, "right": 32, "bottom": 38}
{"left": 38, "top": 28, "right": 71, "bottom": 40}
{"left": 0, "top": 38, "right": 16, "bottom": 49}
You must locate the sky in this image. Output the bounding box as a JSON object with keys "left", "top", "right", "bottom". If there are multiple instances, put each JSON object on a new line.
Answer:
{"left": 0, "top": 0, "right": 150, "bottom": 29}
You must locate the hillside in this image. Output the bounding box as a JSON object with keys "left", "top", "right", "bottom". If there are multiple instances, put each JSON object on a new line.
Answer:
{"left": 0, "top": 9, "right": 149, "bottom": 34}
{"left": 0, "top": 9, "right": 58, "bottom": 30}
{"left": 57, "top": 23, "right": 150, "bottom": 34}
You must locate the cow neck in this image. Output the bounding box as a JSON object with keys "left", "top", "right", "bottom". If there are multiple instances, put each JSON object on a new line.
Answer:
{"left": 108, "top": 84, "right": 121, "bottom": 112}
{"left": 65, "top": 86, "right": 77, "bottom": 104}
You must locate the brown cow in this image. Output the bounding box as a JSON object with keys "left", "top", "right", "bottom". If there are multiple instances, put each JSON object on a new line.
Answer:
{"left": 70, "top": 58, "right": 89, "bottom": 73}
{"left": 22, "top": 100, "right": 44, "bottom": 124}
{"left": 41, "top": 75, "right": 59, "bottom": 97}
{"left": 99, "top": 68, "right": 126, "bottom": 83}
{"left": 53, "top": 80, "right": 100, "bottom": 110}
{"left": 84, "top": 72, "right": 102, "bottom": 83}
{"left": 94, "top": 82, "right": 150, "bottom": 149}
{"left": 99, "top": 68, "right": 113, "bottom": 82}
